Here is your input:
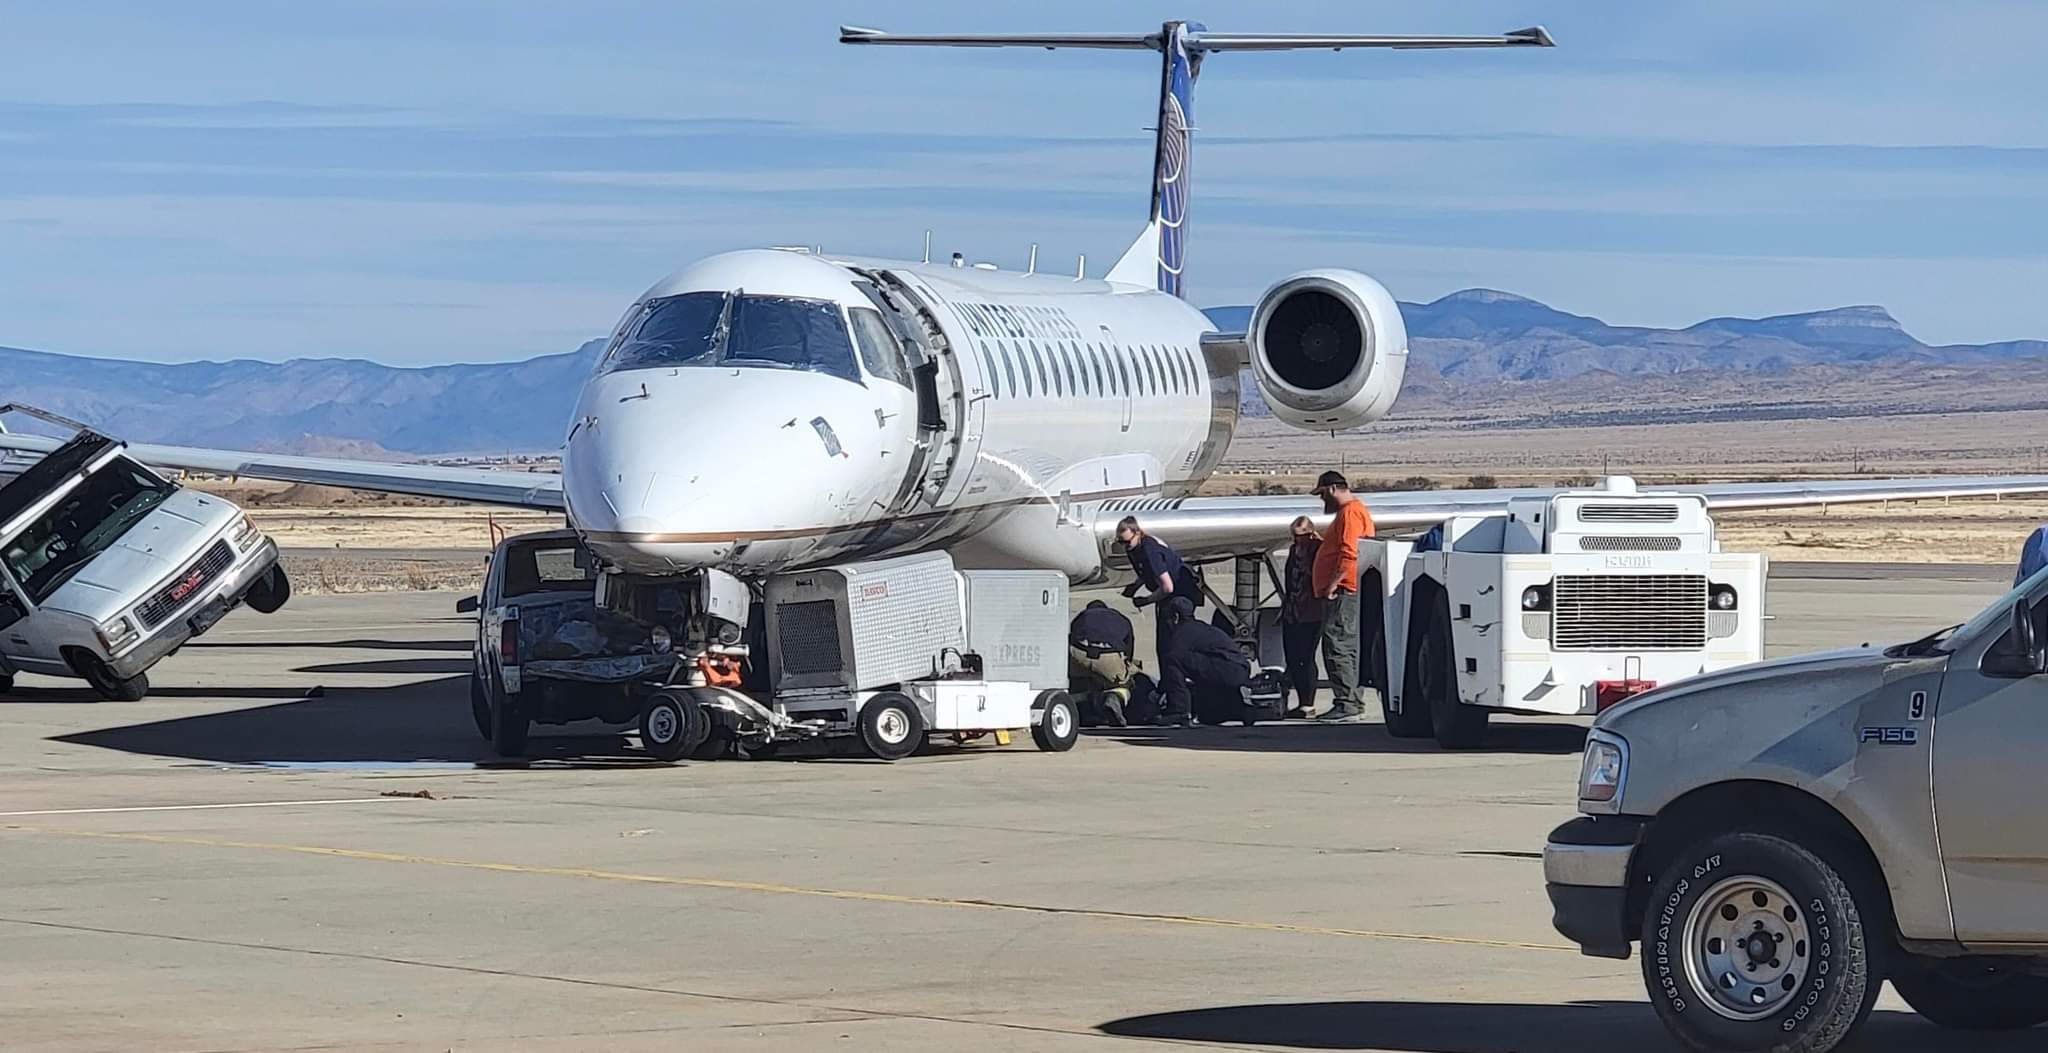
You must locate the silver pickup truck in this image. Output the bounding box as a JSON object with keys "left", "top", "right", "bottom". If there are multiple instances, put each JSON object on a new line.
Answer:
{"left": 1545, "top": 566, "right": 2048, "bottom": 1052}
{"left": 0, "top": 430, "right": 289, "bottom": 700}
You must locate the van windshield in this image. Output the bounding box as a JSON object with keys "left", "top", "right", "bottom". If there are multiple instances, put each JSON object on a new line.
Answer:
{"left": 1, "top": 457, "right": 176, "bottom": 604}
{"left": 602, "top": 291, "right": 859, "bottom": 383}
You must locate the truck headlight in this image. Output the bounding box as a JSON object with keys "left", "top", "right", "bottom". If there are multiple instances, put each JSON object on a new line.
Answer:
{"left": 1521, "top": 584, "right": 1551, "bottom": 611}
{"left": 1578, "top": 730, "right": 1628, "bottom": 812}
{"left": 97, "top": 615, "right": 141, "bottom": 653}
{"left": 232, "top": 513, "right": 262, "bottom": 551}
{"left": 1709, "top": 585, "right": 1738, "bottom": 610}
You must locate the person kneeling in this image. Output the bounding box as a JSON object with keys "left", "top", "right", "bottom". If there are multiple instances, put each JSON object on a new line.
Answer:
{"left": 1158, "top": 597, "right": 1253, "bottom": 727}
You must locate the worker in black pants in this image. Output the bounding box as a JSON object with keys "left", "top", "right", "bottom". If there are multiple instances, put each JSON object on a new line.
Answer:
{"left": 1115, "top": 515, "right": 1201, "bottom": 675}
{"left": 1157, "top": 597, "right": 1252, "bottom": 727}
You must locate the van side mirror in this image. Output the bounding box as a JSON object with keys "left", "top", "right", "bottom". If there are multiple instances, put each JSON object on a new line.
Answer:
{"left": 455, "top": 595, "right": 480, "bottom": 615}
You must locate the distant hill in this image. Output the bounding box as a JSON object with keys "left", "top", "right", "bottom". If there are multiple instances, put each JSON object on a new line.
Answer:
{"left": 5, "top": 290, "right": 2045, "bottom": 453}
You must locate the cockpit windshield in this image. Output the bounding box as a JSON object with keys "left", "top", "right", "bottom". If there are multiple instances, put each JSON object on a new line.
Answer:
{"left": 602, "top": 291, "right": 860, "bottom": 383}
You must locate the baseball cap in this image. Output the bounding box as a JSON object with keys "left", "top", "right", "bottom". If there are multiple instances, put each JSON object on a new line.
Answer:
{"left": 1312, "top": 470, "right": 1348, "bottom": 494}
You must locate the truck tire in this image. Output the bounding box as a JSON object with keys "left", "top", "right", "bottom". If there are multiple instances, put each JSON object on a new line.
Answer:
{"left": 492, "top": 685, "right": 530, "bottom": 758}
{"left": 1641, "top": 831, "right": 1881, "bottom": 1053}
{"left": 1418, "top": 594, "right": 1487, "bottom": 749}
{"left": 1892, "top": 957, "right": 2048, "bottom": 1031}
{"left": 858, "top": 692, "right": 926, "bottom": 762}
{"left": 1383, "top": 615, "right": 1431, "bottom": 738}
{"left": 246, "top": 565, "right": 291, "bottom": 615}
{"left": 639, "top": 691, "right": 709, "bottom": 762}
{"left": 0, "top": 672, "right": 12, "bottom": 694}
{"left": 77, "top": 655, "right": 149, "bottom": 702}
{"left": 1032, "top": 691, "right": 1080, "bottom": 752}
{"left": 469, "top": 672, "right": 494, "bottom": 740}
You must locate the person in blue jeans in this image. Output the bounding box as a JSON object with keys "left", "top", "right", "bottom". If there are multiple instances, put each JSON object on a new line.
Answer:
{"left": 1116, "top": 515, "right": 1201, "bottom": 677}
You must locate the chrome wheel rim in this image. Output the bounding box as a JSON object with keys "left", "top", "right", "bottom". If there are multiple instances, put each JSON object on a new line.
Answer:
{"left": 1682, "top": 875, "right": 1812, "bottom": 1021}
{"left": 1048, "top": 703, "right": 1072, "bottom": 738}
{"left": 875, "top": 707, "right": 910, "bottom": 744}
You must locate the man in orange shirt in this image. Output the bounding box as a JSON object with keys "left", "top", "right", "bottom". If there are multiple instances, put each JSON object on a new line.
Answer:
{"left": 1310, "top": 470, "right": 1375, "bottom": 722}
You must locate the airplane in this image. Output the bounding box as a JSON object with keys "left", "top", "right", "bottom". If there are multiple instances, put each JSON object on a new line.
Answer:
{"left": 6, "top": 19, "right": 2048, "bottom": 637}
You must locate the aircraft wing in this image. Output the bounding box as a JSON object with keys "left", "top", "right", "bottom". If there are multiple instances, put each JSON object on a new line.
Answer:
{"left": 0, "top": 432, "right": 563, "bottom": 510}
{"left": 1100, "top": 475, "right": 2048, "bottom": 565}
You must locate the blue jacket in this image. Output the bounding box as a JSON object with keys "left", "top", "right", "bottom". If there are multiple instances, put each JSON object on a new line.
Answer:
{"left": 2020, "top": 526, "right": 2048, "bottom": 586}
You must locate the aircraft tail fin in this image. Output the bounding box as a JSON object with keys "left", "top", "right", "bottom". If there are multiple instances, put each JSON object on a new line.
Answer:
{"left": 841, "top": 22, "right": 1553, "bottom": 298}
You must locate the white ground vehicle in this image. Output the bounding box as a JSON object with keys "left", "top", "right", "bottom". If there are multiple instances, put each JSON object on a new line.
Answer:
{"left": 0, "top": 425, "right": 289, "bottom": 700}
{"left": 1362, "top": 477, "right": 1766, "bottom": 748}
{"left": 467, "top": 539, "right": 1078, "bottom": 761}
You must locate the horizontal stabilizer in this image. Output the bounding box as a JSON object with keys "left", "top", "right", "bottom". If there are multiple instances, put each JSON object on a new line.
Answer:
{"left": 839, "top": 24, "right": 1555, "bottom": 53}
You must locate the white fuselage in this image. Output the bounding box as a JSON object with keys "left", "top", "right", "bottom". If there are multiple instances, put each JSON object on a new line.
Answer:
{"left": 561, "top": 249, "right": 1235, "bottom": 583}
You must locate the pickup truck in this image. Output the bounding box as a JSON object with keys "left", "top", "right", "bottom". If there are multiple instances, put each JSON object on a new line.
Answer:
{"left": 0, "top": 429, "right": 288, "bottom": 700}
{"left": 465, "top": 529, "right": 680, "bottom": 757}
{"left": 1545, "top": 566, "right": 2048, "bottom": 1052}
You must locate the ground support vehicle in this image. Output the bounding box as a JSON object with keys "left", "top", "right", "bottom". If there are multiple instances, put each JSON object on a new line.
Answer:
{"left": 1361, "top": 476, "right": 1766, "bottom": 748}
{"left": 1545, "top": 567, "right": 2048, "bottom": 1052}
{"left": 468, "top": 539, "right": 1077, "bottom": 761}
{"left": 0, "top": 418, "right": 289, "bottom": 701}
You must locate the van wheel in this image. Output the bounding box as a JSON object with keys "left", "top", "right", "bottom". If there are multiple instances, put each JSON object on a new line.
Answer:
{"left": 639, "top": 691, "right": 708, "bottom": 762}
{"left": 1642, "top": 831, "right": 1880, "bottom": 1053}
{"left": 1417, "top": 594, "right": 1486, "bottom": 749}
{"left": 1032, "top": 691, "right": 1080, "bottom": 752}
{"left": 1892, "top": 957, "right": 2048, "bottom": 1031}
{"left": 79, "top": 656, "right": 149, "bottom": 702}
{"left": 492, "top": 686, "right": 530, "bottom": 758}
{"left": 246, "top": 566, "right": 291, "bottom": 614}
{"left": 468, "top": 673, "right": 493, "bottom": 740}
{"left": 858, "top": 692, "right": 925, "bottom": 761}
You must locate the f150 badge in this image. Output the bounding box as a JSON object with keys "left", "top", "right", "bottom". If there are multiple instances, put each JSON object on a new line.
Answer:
{"left": 1859, "top": 726, "right": 1919, "bottom": 745}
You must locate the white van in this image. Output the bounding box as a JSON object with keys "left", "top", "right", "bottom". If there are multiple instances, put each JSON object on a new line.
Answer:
{"left": 0, "top": 430, "right": 289, "bottom": 700}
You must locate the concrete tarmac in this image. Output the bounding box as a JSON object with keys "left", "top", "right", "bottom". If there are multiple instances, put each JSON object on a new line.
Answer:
{"left": 0, "top": 566, "right": 2032, "bottom": 1052}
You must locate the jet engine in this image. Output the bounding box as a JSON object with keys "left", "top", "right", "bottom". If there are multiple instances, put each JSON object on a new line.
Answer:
{"left": 1245, "top": 269, "right": 1408, "bottom": 432}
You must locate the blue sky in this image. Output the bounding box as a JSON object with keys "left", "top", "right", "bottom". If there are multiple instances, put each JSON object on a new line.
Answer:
{"left": 3, "top": 1, "right": 2045, "bottom": 365}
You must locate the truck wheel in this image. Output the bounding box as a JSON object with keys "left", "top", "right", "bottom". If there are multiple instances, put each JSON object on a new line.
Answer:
{"left": 492, "top": 685, "right": 530, "bottom": 758}
{"left": 639, "top": 691, "right": 709, "bottom": 762}
{"left": 858, "top": 692, "right": 925, "bottom": 761}
{"left": 246, "top": 565, "right": 291, "bottom": 614}
{"left": 1892, "top": 957, "right": 2048, "bottom": 1031}
{"left": 0, "top": 672, "right": 12, "bottom": 694}
{"left": 1032, "top": 691, "right": 1080, "bottom": 752}
{"left": 1641, "top": 831, "right": 1880, "bottom": 1053}
{"left": 1384, "top": 618, "right": 1430, "bottom": 738}
{"left": 79, "top": 656, "right": 149, "bottom": 702}
{"left": 1418, "top": 595, "right": 1486, "bottom": 749}
{"left": 468, "top": 673, "right": 493, "bottom": 740}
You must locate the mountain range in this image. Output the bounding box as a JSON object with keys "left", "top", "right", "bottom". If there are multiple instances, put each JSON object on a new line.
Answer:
{"left": 4, "top": 291, "right": 2044, "bottom": 455}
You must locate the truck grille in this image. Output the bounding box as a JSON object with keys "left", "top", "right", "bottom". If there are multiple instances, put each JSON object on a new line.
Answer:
{"left": 776, "top": 599, "right": 844, "bottom": 676}
{"left": 1578, "top": 535, "right": 1682, "bottom": 552}
{"left": 136, "top": 540, "right": 235, "bottom": 628}
{"left": 1553, "top": 574, "right": 1706, "bottom": 651}
{"left": 1578, "top": 503, "right": 1679, "bottom": 523}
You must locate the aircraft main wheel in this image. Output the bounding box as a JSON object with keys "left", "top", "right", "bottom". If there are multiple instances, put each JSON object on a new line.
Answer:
{"left": 246, "top": 565, "right": 291, "bottom": 614}
{"left": 639, "top": 691, "right": 708, "bottom": 762}
{"left": 1032, "top": 691, "right": 1080, "bottom": 752}
{"left": 1419, "top": 594, "right": 1487, "bottom": 749}
{"left": 858, "top": 692, "right": 925, "bottom": 761}
{"left": 79, "top": 656, "right": 149, "bottom": 702}
{"left": 1892, "top": 957, "right": 2048, "bottom": 1031}
{"left": 468, "top": 672, "right": 494, "bottom": 740}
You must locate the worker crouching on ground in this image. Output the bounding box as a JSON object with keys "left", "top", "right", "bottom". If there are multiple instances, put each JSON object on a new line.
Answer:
{"left": 1069, "top": 599, "right": 1137, "bottom": 727}
{"left": 1311, "top": 471, "right": 1376, "bottom": 723}
{"left": 1280, "top": 515, "right": 1324, "bottom": 718}
{"left": 1116, "top": 515, "right": 1203, "bottom": 674}
{"left": 1159, "top": 596, "right": 1252, "bottom": 727}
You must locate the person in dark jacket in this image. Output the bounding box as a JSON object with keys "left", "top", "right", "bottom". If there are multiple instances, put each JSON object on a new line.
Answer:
{"left": 1116, "top": 516, "right": 1202, "bottom": 674}
{"left": 1069, "top": 600, "right": 1136, "bottom": 726}
{"left": 2019, "top": 525, "right": 2048, "bottom": 586}
{"left": 1280, "top": 515, "right": 1324, "bottom": 718}
{"left": 1158, "top": 596, "right": 1251, "bottom": 726}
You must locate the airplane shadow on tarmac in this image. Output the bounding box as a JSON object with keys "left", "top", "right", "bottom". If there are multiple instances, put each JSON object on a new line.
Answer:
{"left": 1086, "top": 721, "right": 1586, "bottom": 756}
{"left": 1098, "top": 1000, "right": 2040, "bottom": 1052}
{"left": 49, "top": 674, "right": 651, "bottom": 767}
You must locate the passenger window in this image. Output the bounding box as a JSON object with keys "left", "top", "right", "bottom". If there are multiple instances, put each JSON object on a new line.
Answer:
{"left": 978, "top": 342, "right": 1001, "bottom": 398}
{"left": 847, "top": 308, "right": 912, "bottom": 388}
{"left": 1087, "top": 345, "right": 1107, "bottom": 396}
{"left": 1113, "top": 346, "right": 1134, "bottom": 396}
{"left": 1057, "top": 343, "right": 1078, "bottom": 397}
{"left": 1069, "top": 344, "right": 1090, "bottom": 396}
{"left": 1035, "top": 341, "right": 1063, "bottom": 397}
{"left": 1139, "top": 345, "right": 1157, "bottom": 396}
{"left": 1027, "top": 342, "right": 1051, "bottom": 397}
{"left": 1184, "top": 347, "right": 1201, "bottom": 391}
{"left": 1005, "top": 342, "right": 1028, "bottom": 397}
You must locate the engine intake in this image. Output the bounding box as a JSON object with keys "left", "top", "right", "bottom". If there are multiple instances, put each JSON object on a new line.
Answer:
{"left": 1247, "top": 269, "right": 1408, "bottom": 432}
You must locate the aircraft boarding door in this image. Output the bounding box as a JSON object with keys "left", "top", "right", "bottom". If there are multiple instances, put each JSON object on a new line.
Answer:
{"left": 1102, "top": 325, "right": 1131, "bottom": 432}
{"left": 866, "top": 270, "right": 982, "bottom": 511}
